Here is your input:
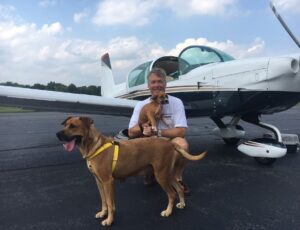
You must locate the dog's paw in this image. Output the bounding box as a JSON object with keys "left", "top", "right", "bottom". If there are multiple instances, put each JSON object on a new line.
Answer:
{"left": 160, "top": 209, "right": 172, "bottom": 217}
{"left": 101, "top": 218, "right": 113, "bottom": 226}
{"left": 95, "top": 210, "right": 107, "bottom": 219}
{"left": 176, "top": 202, "right": 185, "bottom": 209}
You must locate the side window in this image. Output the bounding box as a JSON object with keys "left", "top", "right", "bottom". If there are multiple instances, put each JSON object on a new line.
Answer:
{"left": 128, "top": 61, "right": 151, "bottom": 88}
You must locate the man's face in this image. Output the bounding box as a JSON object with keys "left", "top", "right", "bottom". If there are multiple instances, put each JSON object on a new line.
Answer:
{"left": 148, "top": 73, "right": 166, "bottom": 98}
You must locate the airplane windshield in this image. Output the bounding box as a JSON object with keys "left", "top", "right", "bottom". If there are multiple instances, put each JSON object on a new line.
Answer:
{"left": 127, "top": 61, "right": 151, "bottom": 88}
{"left": 179, "top": 46, "right": 235, "bottom": 74}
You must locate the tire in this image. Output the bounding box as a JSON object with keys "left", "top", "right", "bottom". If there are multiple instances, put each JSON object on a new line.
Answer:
{"left": 222, "top": 125, "right": 243, "bottom": 146}
{"left": 223, "top": 138, "right": 240, "bottom": 145}
{"left": 252, "top": 137, "right": 285, "bottom": 166}
{"left": 254, "top": 157, "right": 277, "bottom": 165}
{"left": 287, "top": 144, "right": 298, "bottom": 154}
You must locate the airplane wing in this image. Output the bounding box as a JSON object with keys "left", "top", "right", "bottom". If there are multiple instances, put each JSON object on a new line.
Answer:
{"left": 0, "top": 85, "right": 137, "bottom": 116}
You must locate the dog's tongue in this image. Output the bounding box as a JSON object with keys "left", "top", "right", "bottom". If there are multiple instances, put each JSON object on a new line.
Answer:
{"left": 63, "top": 139, "right": 76, "bottom": 152}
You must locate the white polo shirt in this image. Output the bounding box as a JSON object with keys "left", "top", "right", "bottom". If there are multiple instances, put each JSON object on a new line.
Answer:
{"left": 129, "top": 95, "right": 188, "bottom": 129}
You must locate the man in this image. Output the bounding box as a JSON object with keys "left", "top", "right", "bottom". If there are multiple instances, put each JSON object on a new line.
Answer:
{"left": 128, "top": 67, "right": 189, "bottom": 193}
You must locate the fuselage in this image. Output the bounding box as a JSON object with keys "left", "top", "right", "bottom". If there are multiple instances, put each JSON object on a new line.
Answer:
{"left": 114, "top": 46, "right": 300, "bottom": 118}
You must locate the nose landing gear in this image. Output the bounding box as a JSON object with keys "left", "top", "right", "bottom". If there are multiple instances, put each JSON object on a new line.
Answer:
{"left": 238, "top": 116, "right": 287, "bottom": 165}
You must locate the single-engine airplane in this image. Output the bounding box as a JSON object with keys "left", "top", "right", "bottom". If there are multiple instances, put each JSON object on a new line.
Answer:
{"left": 0, "top": 2, "right": 299, "bottom": 165}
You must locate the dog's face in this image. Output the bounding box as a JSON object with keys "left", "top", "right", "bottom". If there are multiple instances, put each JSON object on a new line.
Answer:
{"left": 56, "top": 116, "right": 94, "bottom": 152}
{"left": 153, "top": 91, "right": 168, "bottom": 105}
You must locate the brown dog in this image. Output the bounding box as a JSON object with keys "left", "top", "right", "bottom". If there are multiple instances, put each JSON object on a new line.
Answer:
{"left": 138, "top": 91, "right": 169, "bottom": 132}
{"left": 56, "top": 116, "right": 207, "bottom": 226}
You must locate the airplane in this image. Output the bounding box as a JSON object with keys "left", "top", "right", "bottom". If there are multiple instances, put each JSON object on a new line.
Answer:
{"left": 0, "top": 1, "right": 299, "bottom": 165}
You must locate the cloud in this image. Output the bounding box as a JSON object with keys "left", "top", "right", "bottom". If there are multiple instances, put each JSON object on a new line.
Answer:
{"left": 102, "top": 36, "right": 265, "bottom": 83}
{"left": 102, "top": 36, "right": 165, "bottom": 82}
{"left": 167, "top": 37, "right": 265, "bottom": 59}
{"left": 0, "top": 4, "right": 15, "bottom": 20}
{"left": 92, "top": 0, "right": 157, "bottom": 26}
{"left": 91, "top": 0, "right": 239, "bottom": 27}
{"left": 244, "top": 38, "right": 265, "bottom": 58}
{"left": 73, "top": 10, "right": 89, "bottom": 23}
{"left": 39, "top": 22, "right": 63, "bottom": 35}
{"left": 164, "top": 0, "right": 237, "bottom": 16}
{"left": 272, "top": 0, "right": 300, "bottom": 14}
{"left": 0, "top": 4, "right": 23, "bottom": 23}
{"left": 38, "top": 0, "right": 58, "bottom": 8}
{"left": 0, "top": 19, "right": 266, "bottom": 85}
{"left": 0, "top": 2, "right": 265, "bottom": 86}
{"left": 0, "top": 18, "right": 105, "bottom": 86}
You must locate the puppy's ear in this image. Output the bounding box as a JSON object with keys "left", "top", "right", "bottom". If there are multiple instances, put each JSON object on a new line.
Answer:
{"left": 62, "top": 116, "right": 72, "bottom": 125}
{"left": 80, "top": 117, "right": 94, "bottom": 128}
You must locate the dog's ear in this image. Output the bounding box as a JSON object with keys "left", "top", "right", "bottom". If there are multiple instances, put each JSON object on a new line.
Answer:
{"left": 61, "top": 116, "right": 72, "bottom": 125}
{"left": 80, "top": 117, "right": 94, "bottom": 128}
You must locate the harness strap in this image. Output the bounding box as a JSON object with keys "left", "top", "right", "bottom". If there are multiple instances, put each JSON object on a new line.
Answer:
{"left": 86, "top": 141, "right": 120, "bottom": 173}
{"left": 112, "top": 144, "right": 119, "bottom": 173}
{"left": 86, "top": 142, "right": 112, "bottom": 160}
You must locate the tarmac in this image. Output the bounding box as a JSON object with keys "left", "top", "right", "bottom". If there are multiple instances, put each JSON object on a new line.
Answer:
{"left": 1, "top": 108, "right": 300, "bottom": 230}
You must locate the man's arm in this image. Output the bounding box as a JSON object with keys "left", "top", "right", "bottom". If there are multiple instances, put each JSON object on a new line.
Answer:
{"left": 128, "top": 124, "right": 143, "bottom": 138}
{"left": 129, "top": 125, "right": 186, "bottom": 138}
{"left": 158, "top": 127, "right": 186, "bottom": 138}
{"left": 128, "top": 101, "right": 145, "bottom": 138}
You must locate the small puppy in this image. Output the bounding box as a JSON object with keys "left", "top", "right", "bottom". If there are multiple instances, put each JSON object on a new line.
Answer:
{"left": 138, "top": 91, "right": 169, "bottom": 132}
{"left": 56, "top": 116, "right": 207, "bottom": 226}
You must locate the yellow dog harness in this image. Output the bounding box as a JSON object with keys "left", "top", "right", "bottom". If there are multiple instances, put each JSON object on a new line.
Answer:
{"left": 86, "top": 141, "right": 120, "bottom": 173}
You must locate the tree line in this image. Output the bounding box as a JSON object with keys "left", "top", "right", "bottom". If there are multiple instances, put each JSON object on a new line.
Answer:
{"left": 0, "top": 81, "right": 101, "bottom": 96}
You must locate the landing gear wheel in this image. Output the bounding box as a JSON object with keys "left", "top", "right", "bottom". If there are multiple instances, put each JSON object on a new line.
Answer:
{"left": 254, "top": 157, "right": 277, "bottom": 165}
{"left": 222, "top": 125, "right": 243, "bottom": 145}
{"left": 252, "top": 138, "right": 285, "bottom": 166}
{"left": 287, "top": 144, "right": 298, "bottom": 154}
{"left": 223, "top": 138, "right": 240, "bottom": 145}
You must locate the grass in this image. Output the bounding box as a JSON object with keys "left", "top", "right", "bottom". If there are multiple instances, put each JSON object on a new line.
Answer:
{"left": 0, "top": 106, "right": 33, "bottom": 113}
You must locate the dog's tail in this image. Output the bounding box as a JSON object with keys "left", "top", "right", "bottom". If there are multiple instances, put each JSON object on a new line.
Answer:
{"left": 174, "top": 145, "right": 207, "bottom": 161}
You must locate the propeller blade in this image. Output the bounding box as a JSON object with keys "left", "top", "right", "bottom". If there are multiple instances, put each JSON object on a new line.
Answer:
{"left": 270, "top": 1, "right": 300, "bottom": 48}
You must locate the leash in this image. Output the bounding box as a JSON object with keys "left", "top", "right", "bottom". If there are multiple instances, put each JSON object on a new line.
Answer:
{"left": 86, "top": 141, "right": 120, "bottom": 173}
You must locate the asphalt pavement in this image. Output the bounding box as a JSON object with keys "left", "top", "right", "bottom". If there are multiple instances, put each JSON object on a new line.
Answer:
{"left": 1, "top": 108, "right": 300, "bottom": 230}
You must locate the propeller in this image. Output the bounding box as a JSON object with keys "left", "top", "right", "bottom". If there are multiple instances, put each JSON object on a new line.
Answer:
{"left": 270, "top": 1, "right": 300, "bottom": 48}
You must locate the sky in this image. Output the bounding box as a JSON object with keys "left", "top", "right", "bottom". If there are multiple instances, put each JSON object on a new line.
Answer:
{"left": 0, "top": 0, "right": 300, "bottom": 86}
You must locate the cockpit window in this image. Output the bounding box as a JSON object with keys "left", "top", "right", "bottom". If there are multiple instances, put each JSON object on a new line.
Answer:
{"left": 128, "top": 61, "right": 151, "bottom": 88}
{"left": 179, "top": 46, "right": 235, "bottom": 74}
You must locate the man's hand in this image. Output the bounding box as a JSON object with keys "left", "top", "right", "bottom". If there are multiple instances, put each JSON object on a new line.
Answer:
{"left": 142, "top": 123, "right": 152, "bottom": 136}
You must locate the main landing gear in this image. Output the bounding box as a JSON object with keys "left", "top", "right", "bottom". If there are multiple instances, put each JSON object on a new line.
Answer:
{"left": 238, "top": 114, "right": 289, "bottom": 165}
{"left": 212, "top": 116, "right": 245, "bottom": 146}
{"left": 211, "top": 114, "right": 299, "bottom": 165}
{"left": 238, "top": 122, "right": 287, "bottom": 165}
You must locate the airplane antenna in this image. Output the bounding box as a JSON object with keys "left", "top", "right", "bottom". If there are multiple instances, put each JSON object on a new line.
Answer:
{"left": 270, "top": 1, "right": 300, "bottom": 48}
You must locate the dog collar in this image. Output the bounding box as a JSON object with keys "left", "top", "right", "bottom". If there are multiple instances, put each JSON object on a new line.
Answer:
{"left": 150, "top": 94, "right": 169, "bottom": 104}
{"left": 86, "top": 141, "right": 119, "bottom": 173}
